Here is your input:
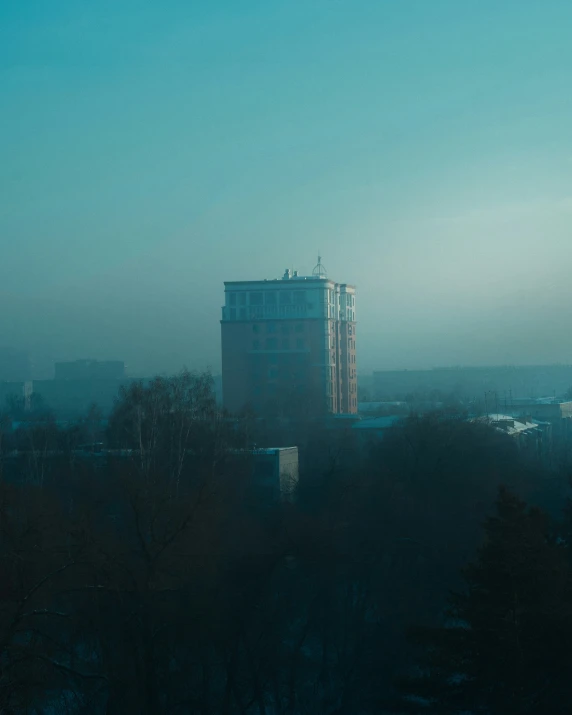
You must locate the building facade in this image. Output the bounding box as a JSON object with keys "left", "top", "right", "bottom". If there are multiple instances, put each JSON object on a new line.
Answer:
{"left": 221, "top": 267, "right": 357, "bottom": 416}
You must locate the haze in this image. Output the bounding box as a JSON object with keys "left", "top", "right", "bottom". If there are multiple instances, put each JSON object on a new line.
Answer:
{"left": 2, "top": 0, "right": 572, "bottom": 376}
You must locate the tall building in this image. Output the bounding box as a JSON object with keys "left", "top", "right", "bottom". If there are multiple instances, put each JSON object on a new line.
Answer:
{"left": 221, "top": 261, "right": 357, "bottom": 416}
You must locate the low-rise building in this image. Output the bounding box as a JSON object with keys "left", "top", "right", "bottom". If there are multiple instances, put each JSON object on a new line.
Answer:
{"left": 476, "top": 413, "right": 551, "bottom": 461}
{"left": 500, "top": 400, "right": 572, "bottom": 443}
{"left": 229, "top": 446, "right": 299, "bottom": 501}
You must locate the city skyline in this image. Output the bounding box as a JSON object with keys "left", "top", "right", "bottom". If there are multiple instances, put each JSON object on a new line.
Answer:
{"left": 3, "top": 1, "right": 572, "bottom": 375}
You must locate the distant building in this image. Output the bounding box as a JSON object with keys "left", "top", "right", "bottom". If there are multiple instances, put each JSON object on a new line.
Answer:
{"left": 372, "top": 365, "right": 572, "bottom": 402}
{"left": 475, "top": 413, "right": 551, "bottom": 461}
{"left": 221, "top": 261, "right": 357, "bottom": 416}
{"left": 352, "top": 415, "right": 404, "bottom": 443}
{"left": 32, "top": 379, "right": 130, "bottom": 418}
{"left": 55, "top": 360, "right": 125, "bottom": 381}
{"left": 499, "top": 399, "right": 572, "bottom": 444}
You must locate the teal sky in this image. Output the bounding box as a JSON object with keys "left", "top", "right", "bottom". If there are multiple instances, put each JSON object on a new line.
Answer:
{"left": 2, "top": 0, "right": 572, "bottom": 375}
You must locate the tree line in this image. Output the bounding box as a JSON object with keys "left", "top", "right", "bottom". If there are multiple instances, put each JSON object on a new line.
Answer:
{"left": 0, "top": 371, "right": 570, "bottom": 713}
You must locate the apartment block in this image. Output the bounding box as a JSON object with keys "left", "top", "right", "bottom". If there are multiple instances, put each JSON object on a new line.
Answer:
{"left": 221, "top": 264, "right": 357, "bottom": 416}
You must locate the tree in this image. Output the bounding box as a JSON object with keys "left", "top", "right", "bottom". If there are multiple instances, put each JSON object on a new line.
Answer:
{"left": 394, "top": 488, "right": 572, "bottom": 714}
{"left": 106, "top": 369, "right": 235, "bottom": 494}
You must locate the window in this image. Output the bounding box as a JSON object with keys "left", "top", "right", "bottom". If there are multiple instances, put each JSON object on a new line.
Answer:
{"left": 281, "top": 324, "right": 291, "bottom": 334}
{"left": 229, "top": 293, "right": 236, "bottom": 306}
{"left": 239, "top": 292, "right": 247, "bottom": 306}
{"left": 265, "top": 292, "right": 277, "bottom": 305}
{"left": 279, "top": 291, "right": 292, "bottom": 304}
{"left": 295, "top": 324, "right": 304, "bottom": 333}
{"left": 296, "top": 338, "right": 305, "bottom": 349}
{"left": 250, "top": 292, "right": 263, "bottom": 306}
{"left": 253, "top": 324, "right": 260, "bottom": 333}
{"left": 239, "top": 308, "right": 246, "bottom": 319}
{"left": 282, "top": 338, "right": 290, "bottom": 350}
{"left": 293, "top": 291, "right": 306, "bottom": 304}
{"left": 230, "top": 308, "right": 236, "bottom": 320}
{"left": 267, "top": 322, "right": 276, "bottom": 333}
{"left": 268, "top": 367, "right": 278, "bottom": 379}
{"left": 252, "top": 340, "right": 260, "bottom": 350}
{"left": 266, "top": 338, "right": 277, "bottom": 350}
{"left": 348, "top": 325, "right": 352, "bottom": 335}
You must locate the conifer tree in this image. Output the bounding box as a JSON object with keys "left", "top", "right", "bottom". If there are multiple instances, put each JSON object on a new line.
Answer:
{"left": 394, "top": 487, "right": 572, "bottom": 714}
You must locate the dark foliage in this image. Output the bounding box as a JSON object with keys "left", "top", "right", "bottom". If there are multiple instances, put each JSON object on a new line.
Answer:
{"left": 393, "top": 488, "right": 572, "bottom": 714}
{"left": 0, "top": 383, "right": 568, "bottom": 713}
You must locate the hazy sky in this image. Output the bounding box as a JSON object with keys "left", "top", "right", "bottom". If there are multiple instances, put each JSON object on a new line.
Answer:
{"left": 2, "top": 0, "right": 572, "bottom": 376}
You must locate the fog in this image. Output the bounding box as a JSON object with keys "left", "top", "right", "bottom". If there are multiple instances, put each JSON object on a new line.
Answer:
{"left": 2, "top": 0, "right": 572, "bottom": 376}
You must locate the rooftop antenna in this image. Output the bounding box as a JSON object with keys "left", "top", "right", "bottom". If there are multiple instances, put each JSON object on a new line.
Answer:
{"left": 312, "top": 253, "right": 327, "bottom": 278}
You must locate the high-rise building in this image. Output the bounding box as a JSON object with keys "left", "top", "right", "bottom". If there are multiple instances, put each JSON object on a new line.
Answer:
{"left": 221, "top": 261, "right": 357, "bottom": 416}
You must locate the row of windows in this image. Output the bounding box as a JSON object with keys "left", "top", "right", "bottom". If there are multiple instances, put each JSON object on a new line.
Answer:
{"left": 266, "top": 367, "right": 307, "bottom": 380}
{"left": 229, "top": 291, "right": 308, "bottom": 306}
{"left": 252, "top": 384, "right": 306, "bottom": 396}
{"left": 251, "top": 353, "right": 307, "bottom": 367}
{"left": 330, "top": 308, "right": 356, "bottom": 321}
{"left": 229, "top": 306, "right": 311, "bottom": 320}
{"left": 253, "top": 338, "right": 305, "bottom": 350}
{"left": 326, "top": 290, "right": 355, "bottom": 307}
{"left": 253, "top": 323, "right": 304, "bottom": 334}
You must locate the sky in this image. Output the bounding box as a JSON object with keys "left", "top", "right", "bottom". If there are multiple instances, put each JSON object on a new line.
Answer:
{"left": 2, "top": 0, "right": 572, "bottom": 376}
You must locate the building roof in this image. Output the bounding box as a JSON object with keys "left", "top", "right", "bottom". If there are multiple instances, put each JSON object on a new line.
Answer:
{"left": 476, "top": 414, "right": 540, "bottom": 436}
{"left": 358, "top": 401, "right": 408, "bottom": 411}
{"left": 224, "top": 277, "right": 355, "bottom": 289}
{"left": 352, "top": 415, "right": 403, "bottom": 430}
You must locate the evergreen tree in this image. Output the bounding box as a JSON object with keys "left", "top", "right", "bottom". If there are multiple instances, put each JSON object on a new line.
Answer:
{"left": 394, "top": 487, "right": 572, "bottom": 714}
